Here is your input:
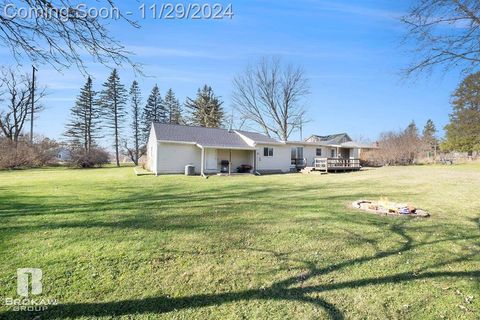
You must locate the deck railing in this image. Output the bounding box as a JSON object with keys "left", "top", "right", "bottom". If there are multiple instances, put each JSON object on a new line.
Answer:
{"left": 314, "top": 158, "right": 361, "bottom": 171}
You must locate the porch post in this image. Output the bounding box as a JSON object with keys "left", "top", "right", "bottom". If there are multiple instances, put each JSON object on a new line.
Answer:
{"left": 229, "top": 149, "right": 232, "bottom": 175}
{"left": 200, "top": 147, "right": 205, "bottom": 176}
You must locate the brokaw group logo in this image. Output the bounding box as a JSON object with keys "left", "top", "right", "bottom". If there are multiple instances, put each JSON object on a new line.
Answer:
{"left": 17, "top": 268, "right": 43, "bottom": 297}
{"left": 4, "top": 268, "right": 58, "bottom": 312}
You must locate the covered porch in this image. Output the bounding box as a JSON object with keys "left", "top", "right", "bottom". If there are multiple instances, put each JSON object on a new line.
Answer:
{"left": 199, "top": 146, "right": 256, "bottom": 176}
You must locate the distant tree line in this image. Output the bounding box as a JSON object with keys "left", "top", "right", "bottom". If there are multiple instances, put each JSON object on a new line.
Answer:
{"left": 365, "top": 69, "right": 480, "bottom": 165}
{"left": 362, "top": 120, "right": 438, "bottom": 166}
{"left": 0, "top": 67, "right": 60, "bottom": 169}
{"left": 64, "top": 69, "right": 225, "bottom": 167}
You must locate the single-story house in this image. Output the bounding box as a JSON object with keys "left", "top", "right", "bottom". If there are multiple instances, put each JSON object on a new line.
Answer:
{"left": 146, "top": 123, "right": 370, "bottom": 175}
{"left": 55, "top": 147, "right": 72, "bottom": 163}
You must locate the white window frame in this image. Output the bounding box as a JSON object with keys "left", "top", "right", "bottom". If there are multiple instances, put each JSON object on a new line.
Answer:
{"left": 263, "top": 147, "right": 274, "bottom": 157}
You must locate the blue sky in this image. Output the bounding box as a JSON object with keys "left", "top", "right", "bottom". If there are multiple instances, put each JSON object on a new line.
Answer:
{"left": 0, "top": 0, "right": 463, "bottom": 142}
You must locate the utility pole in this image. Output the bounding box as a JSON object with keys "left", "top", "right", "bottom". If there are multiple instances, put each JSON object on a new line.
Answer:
{"left": 299, "top": 118, "right": 303, "bottom": 141}
{"left": 30, "top": 65, "right": 37, "bottom": 143}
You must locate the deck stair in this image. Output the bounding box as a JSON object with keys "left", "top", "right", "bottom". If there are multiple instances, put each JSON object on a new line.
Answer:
{"left": 300, "top": 167, "right": 327, "bottom": 174}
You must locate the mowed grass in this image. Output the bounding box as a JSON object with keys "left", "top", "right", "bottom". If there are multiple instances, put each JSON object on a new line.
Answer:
{"left": 0, "top": 165, "right": 479, "bottom": 319}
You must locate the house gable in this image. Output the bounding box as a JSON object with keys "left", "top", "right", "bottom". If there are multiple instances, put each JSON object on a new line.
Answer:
{"left": 305, "top": 133, "right": 352, "bottom": 145}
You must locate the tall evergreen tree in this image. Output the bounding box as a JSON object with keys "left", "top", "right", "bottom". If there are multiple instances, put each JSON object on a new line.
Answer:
{"left": 185, "top": 85, "right": 224, "bottom": 127}
{"left": 128, "top": 80, "right": 142, "bottom": 165}
{"left": 142, "top": 84, "right": 167, "bottom": 141}
{"left": 423, "top": 119, "right": 437, "bottom": 144}
{"left": 423, "top": 119, "right": 438, "bottom": 159}
{"left": 404, "top": 121, "right": 422, "bottom": 163}
{"left": 405, "top": 121, "right": 419, "bottom": 137}
{"left": 443, "top": 72, "right": 480, "bottom": 153}
{"left": 99, "top": 69, "right": 127, "bottom": 167}
{"left": 164, "top": 88, "right": 182, "bottom": 124}
{"left": 64, "top": 77, "right": 99, "bottom": 153}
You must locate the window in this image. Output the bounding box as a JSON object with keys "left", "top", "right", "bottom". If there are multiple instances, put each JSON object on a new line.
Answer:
{"left": 263, "top": 147, "right": 273, "bottom": 157}
{"left": 291, "top": 147, "right": 304, "bottom": 165}
{"left": 331, "top": 149, "right": 336, "bottom": 158}
{"left": 316, "top": 148, "right": 322, "bottom": 156}
{"left": 297, "top": 147, "right": 303, "bottom": 159}
{"left": 291, "top": 147, "right": 303, "bottom": 159}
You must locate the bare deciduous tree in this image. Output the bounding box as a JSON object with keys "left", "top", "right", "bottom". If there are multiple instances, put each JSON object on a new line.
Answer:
{"left": 232, "top": 58, "right": 309, "bottom": 141}
{"left": 362, "top": 122, "right": 423, "bottom": 166}
{"left": 0, "top": 68, "right": 45, "bottom": 142}
{"left": 0, "top": 0, "right": 139, "bottom": 73}
{"left": 402, "top": 0, "right": 480, "bottom": 76}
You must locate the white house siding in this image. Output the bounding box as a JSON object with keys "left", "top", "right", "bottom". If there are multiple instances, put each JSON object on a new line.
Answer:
{"left": 156, "top": 142, "right": 201, "bottom": 174}
{"left": 304, "top": 146, "right": 328, "bottom": 166}
{"left": 350, "top": 148, "right": 360, "bottom": 159}
{"left": 146, "top": 129, "right": 158, "bottom": 174}
{"left": 255, "top": 144, "right": 291, "bottom": 173}
{"left": 286, "top": 145, "right": 330, "bottom": 167}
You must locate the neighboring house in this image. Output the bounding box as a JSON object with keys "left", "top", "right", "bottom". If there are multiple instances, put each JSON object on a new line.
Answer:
{"left": 55, "top": 147, "right": 72, "bottom": 163}
{"left": 146, "top": 123, "right": 369, "bottom": 175}
{"left": 306, "top": 133, "right": 353, "bottom": 145}
{"left": 306, "top": 134, "right": 376, "bottom": 159}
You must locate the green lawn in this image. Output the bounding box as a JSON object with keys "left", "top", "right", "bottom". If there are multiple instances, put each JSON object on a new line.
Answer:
{"left": 0, "top": 165, "right": 479, "bottom": 319}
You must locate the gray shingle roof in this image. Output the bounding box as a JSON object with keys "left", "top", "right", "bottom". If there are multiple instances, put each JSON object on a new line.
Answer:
{"left": 235, "top": 130, "right": 282, "bottom": 145}
{"left": 152, "top": 123, "right": 257, "bottom": 149}
{"left": 306, "top": 133, "right": 352, "bottom": 145}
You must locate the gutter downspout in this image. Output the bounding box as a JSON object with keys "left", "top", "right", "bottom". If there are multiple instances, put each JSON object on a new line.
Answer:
{"left": 253, "top": 149, "right": 261, "bottom": 176}
{"left": 229, "top": 149, "right": 232, "bottom": 175}
{"left": 199, "top": 145, "right": 208, "bottom": 179}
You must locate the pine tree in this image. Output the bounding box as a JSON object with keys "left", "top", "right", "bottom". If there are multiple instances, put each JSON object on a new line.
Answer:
{"left": 64, "top": 77, "right": 99, "bottom": 153}
{"left": 423, "top": 119, "right": 437, "bottom": 144}
{"left": 404, "top": 121, "right": 422, "bottom": 163}
{"left": 164, "top": 88, "right": 182, "bottom": 124}
{"left": 185, "top": 85, "right": 224, "bottom": 127}
{"left": 128, "top": 80, "right": 142, "bottom": 165}
{"left": 422, "top": 119, "right": 438, "bottom": 159}
{"left": 443, "top": 72, "right": 480, "bottom": 153}
{"left": 99, "top": 69, "right": 127, "bottom": 167}
{"left": 406, "top": 121, "right": 419, "bottom": 137}
{"left": 142, "top": 84, "right": 167, "bottom": 141}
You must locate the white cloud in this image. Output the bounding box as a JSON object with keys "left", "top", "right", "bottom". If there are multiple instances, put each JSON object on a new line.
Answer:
{"left": 128, "top": 45, "right": 229, "bottom": 60}
{"left": 315, "top": 1, "right": 404, "bottom": 20}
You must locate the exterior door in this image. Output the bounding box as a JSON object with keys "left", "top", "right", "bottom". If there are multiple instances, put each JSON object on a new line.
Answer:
{"left": 340, "top": 148, "right": 350, "bottom": 159}
{"left": 291, "top": 147, "right": 304, "bottom": 167}
{"left": 205, "top": 149, "right": 218, "bottom": 171}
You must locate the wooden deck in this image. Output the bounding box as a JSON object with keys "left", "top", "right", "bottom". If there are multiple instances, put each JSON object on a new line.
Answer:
{"left": 312, "top": 158, "right": 361, "bottom": 173}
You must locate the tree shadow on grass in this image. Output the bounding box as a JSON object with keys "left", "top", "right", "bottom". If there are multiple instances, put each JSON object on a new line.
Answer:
{"left": 1, "top": 174, "right": 478, "bottom": 318}
{"left": 1, "top": 221, "right": 479, "bottom": 320}
{"left": 0, "top": 178, "right": 419, "bottom": 219}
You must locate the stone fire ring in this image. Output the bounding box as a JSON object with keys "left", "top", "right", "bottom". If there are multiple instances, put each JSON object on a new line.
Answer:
{"left": 352, "top": 200, "right": 430, "bottom": 218}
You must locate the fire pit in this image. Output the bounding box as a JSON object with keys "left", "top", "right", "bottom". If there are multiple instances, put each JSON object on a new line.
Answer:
{"left": 352, "top": 199, "right": 430, "bottom": 217}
